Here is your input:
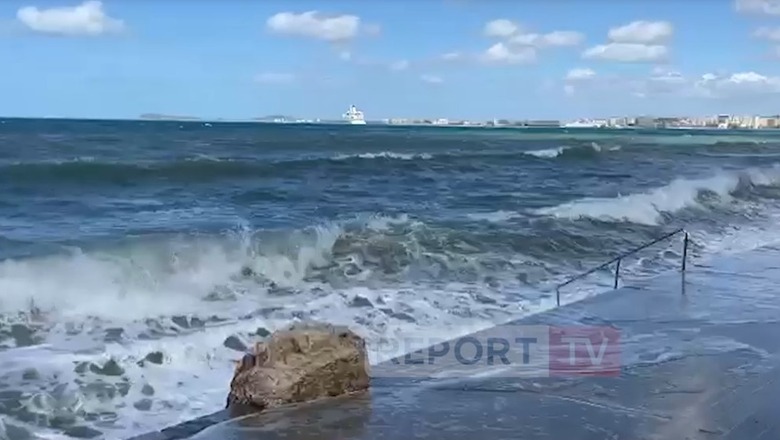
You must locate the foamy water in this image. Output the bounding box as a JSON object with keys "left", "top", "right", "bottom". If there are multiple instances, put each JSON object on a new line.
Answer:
{"left": 3, "top": 210, "right": 779, "bottom": 438}
{"left": 523, "top": 142, "right": 621, "bottom": 158}
{"left": 3, "top": 121, "right": 780, "bottom": 438}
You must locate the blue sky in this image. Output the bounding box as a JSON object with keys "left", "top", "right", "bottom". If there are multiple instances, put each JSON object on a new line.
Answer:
{"left": 2, "top": 0, "right": 780, "bottom": 120}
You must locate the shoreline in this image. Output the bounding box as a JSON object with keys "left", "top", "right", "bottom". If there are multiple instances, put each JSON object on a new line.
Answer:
{"left": 3, "top": 116, "right": 780, "bottom": 131}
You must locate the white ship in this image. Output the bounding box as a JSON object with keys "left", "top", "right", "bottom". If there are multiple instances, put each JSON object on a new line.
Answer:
{"left": 342, "top": 104, "right": 366, "bottom": 125}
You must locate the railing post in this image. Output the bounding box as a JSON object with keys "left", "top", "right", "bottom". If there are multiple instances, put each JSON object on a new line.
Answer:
{"left": 554, "top": 228, "right": 689, "bottom": 304}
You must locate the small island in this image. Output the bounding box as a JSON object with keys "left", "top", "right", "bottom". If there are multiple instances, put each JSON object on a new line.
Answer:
{"left": 139, "top": 113, "right": 202, "bottom": 121}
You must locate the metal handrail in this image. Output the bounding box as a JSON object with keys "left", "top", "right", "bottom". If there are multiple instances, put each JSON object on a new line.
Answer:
{"left": 554, "top": 228, "right": 689, "bottom": 306}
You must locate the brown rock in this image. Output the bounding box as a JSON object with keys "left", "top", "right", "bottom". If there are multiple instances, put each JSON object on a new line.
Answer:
{"left": 226, "top": 322, "right": 370, "bottom": 410}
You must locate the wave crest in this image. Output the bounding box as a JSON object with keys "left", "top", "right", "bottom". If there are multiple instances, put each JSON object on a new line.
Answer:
{"left": 524, "top": 142, "right": 621, "bottom": 159}
{"left": 536, "top": 165, "right": 780, "bottom": 225}
{"left": 331, "top": 152, "right": 433, "bottom": 161}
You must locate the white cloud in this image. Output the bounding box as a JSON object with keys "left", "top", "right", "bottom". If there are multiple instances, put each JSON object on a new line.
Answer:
{"left": 751, "top": 26, "right": 780, "bottom": 57}
{"left": 607, "top": 20, "right": 673, "bottom": 44}
{"left": 482, "top": 42, "right": 536, "bottom": 64}
{"left": 509, "top": 30, "right": 584, "bottom": 47}
{"left": 540, "top": 30, "right": 585, "bottom": 47}
{"left": 566, "top": 68, "right": 596, "bottom": 80}
{"left": 583, "top": 43, "right": 667, "bottom": 62}
{"left": 441, "top": 51, "right": 462, "bottom": 61}
{"left": 484, "top": 19, "right": 518, "bottom": 38}
{"left": 485, "top": 19, "right": 583, "bottom": 48}
{"left": 254, "top": 72, "right": 296, "bottom": 84}
{"left": 643, "top": 68, "right": 687, "bottom": 94}
{"left": 567, "top": 67, "right": 780, "bottom": 100}
{"left": 693, "top": 71, "right": 780, "bottom": 97}
{"left": 736, "top": 0, "right": 780, "bottom": 15}
{"left": 390, "top": 60, "right": 410, "bottom": 71}
{"left": 754, "top": 26, "right": 780, "bottom": 41}
{"left": 421, "top": 74, "right": 443, "bottom": 84}
{"left": 564, "top": 68, "right": 596, "bottom": 95}
{"left": 650, "top": 66, "right": 685, "bottom": 82}
{"left": 266, "top": 11, "right": 369, "bottom": 42}
{"left": 583, "top": 20, "right": 672, "bottom": 63}
{"left": 476, "top": 19, "right": 582, "bottom": 66}
{"left": 16, "top": 0, "right": 124, "bottom": 36}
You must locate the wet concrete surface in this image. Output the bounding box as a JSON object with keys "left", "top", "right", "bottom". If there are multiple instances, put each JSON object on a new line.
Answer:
{"left": 130, "top": 245, "right": 780, "bottom": 440}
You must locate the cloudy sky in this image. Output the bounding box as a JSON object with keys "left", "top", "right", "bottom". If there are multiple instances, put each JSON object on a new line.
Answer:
{"left": 3, "top": 0, "right": 780, "bottom": 120}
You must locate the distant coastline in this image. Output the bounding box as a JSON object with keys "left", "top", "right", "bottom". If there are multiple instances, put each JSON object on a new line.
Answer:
{"left": 252, "top": 115, "right": 299, "bottom": 122}
{"left": 139, "top": 113, "right": 202, "bottom": 121}
{"left": 2, "top": 115, "right": 780, "bottom": 131}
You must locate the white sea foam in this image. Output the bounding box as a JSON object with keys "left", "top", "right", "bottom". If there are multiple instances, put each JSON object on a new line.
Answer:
{"left": 466, "top": 210, "right": 521, "bottom": 222}
{"left": 332, "top": 152, "right": 433, "bottom": 161}
{"left": 536, "top": 165, "right": 780, "bottom": 225}
{"left": 524, "top": 147, "right": 565, "bottom": 158}
{"left": 0, "top": 206, "right": 673, "bottom": 438}
{"left": 523, "top": 142, "right": 620, "bottom": 158}
{"left": 0, "top": 213, "right": 538, "bottom": 437}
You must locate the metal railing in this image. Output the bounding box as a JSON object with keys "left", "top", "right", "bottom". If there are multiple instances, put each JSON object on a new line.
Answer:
{"left": 554, "top": 228, "right": 689, "bottom": 307}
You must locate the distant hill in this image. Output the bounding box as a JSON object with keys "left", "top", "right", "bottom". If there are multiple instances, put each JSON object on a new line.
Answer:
{"left": 139, "top": 113, "right": 201, "bottom": 121}
{"left": 253, "top": 115, "right": 299, "bottom": 122}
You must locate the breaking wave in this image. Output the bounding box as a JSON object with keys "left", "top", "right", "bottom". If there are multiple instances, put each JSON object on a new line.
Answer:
{"left": 0, "top": 206, "right": 703, "bottom": 437}
{"left": 332, "top": 152, "right": 434, "bottom": 161}
{"left": 536, "top": 165, "right": 780, "bottom": 225}
{"left": 523, "top": 142, "right": 621, "bottom": 159}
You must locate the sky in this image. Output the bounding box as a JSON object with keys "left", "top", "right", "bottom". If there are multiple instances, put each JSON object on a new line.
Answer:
{"left": 3, "top": 0, "right": 780, "bottom": 121}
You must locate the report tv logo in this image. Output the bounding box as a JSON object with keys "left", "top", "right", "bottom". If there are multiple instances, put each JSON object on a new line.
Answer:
{"left": 370, "top": 325, "right": 620, "bottom": 378}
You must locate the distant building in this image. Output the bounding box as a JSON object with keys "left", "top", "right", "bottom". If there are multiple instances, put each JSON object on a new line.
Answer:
{"left": 524, "top": 120, "right": 561, "bottom": 127}
{"left": 655, "top": 117, "right": 680, "bottom": 128}
{"left": 633, "top": 116, "right": 657, "bottom": 128}
{"left": 755, "top": 115, "right": 780, "bottom": 129}
{"left": 611, "top": 117, "right": 629, "bottom": 127}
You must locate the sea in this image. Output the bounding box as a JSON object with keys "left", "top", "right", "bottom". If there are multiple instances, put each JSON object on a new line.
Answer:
{"left": 2, "top": 119, "right": 780, "bottom": 439}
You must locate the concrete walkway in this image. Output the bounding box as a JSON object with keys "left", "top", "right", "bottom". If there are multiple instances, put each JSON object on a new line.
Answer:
{"left": 135, "top": 244, "right": 780, "bottom": 440}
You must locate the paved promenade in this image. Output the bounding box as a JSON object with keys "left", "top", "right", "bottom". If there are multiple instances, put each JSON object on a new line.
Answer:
{"left": 132, "top": 245, "right": 780, "bottom": 440}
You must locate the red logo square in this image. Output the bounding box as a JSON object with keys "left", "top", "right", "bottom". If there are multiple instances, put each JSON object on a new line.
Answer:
{"left": 549, "top": 326, "right": 621, "bottom": 376}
